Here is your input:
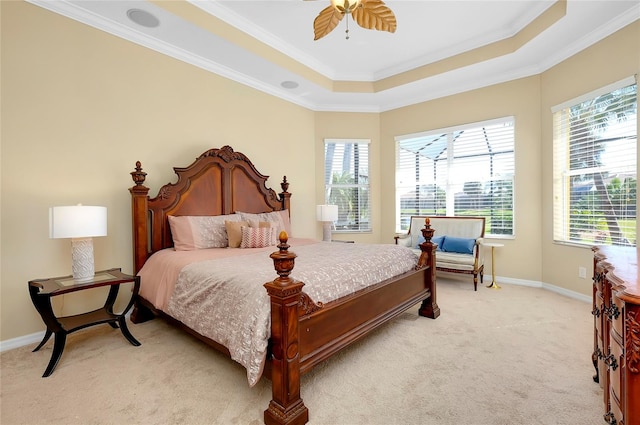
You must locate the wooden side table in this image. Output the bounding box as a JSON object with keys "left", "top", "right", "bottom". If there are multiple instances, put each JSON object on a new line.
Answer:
{"left": 28, "top": 268, "right": 141, "bottom": 377}
{"left": 482, "top": 243, "right": 504, "bottom": 289}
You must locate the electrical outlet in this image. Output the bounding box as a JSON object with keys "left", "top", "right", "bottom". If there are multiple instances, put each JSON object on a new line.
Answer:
{"left": 579, "top": 266, "right": 587, "bottom": 279}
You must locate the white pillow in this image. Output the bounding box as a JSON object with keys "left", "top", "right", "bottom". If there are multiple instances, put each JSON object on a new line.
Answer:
{"left": 237, "top": 210, "right": 291, "bottom": 239}
{"left": 168, "top": 214, "right": 242, "bottom": 250}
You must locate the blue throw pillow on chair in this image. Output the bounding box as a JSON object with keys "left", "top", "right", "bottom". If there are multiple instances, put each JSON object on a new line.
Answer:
{"left": 441, "top": 236, "right": 475, "bottom": 254}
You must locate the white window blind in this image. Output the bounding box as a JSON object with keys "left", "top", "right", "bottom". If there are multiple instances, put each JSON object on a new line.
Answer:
{"left": 395, "top": 117, "right": 515, "bottom": 236}
{"left": 552, "top": 77, "right": 637, "bottom": 247}
{"left": 324, "top": 139, "right": 371, "bottom": 232}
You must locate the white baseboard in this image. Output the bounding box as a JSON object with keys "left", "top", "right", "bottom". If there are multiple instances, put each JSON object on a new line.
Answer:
{"left": 541, "top": 282, "right": 591, "bottom": 303}
{"left": 0, "top": 330, "right": 46, "bottom": 353}
{"left": 1, "top": 311, "right": 133, "bottom": 353}
{"left": 493, "top": 275, "right": 542, "bottom": 288}
{"left": 0, "top": 282, "right": 590, "bottom": 352}
{"left": 496, "top": 275, "right": 591, "bottom": 303}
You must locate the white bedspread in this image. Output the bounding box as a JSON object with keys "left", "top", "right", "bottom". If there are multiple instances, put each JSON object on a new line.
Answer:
{"left": 143, "top": 241, "right": 418, "bottom": 386}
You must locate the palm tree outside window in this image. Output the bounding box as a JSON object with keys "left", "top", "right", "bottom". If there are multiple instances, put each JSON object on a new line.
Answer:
{"left": 552, "top": 77, "right": 637, "bottom": 247}
{"left": 324, "top": 139, "right": 371, "bottom": 232}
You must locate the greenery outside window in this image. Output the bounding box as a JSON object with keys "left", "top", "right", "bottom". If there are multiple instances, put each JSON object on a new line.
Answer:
{"left": 395, "top": 117, "right": 515, "bottom": 236}
{"left": 324, "top": 139, "right": 371, "bottom": 233}
{"left": 552, "top": 77, "right": 638, "bottom": 247}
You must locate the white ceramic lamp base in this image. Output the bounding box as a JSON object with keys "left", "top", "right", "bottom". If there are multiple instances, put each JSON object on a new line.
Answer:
{"left": 322, "top": 222, "right": 332, "bottom": 242}
{"left": 71, "top": 237, "right": 95, "bottom": 282}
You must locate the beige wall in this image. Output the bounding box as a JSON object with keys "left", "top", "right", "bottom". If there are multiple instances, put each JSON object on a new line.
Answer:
{"left": 1, "top": 2, "right": 316, "bottom": 342}
{"left": 2, "top": 1, "right": 638, "bottom": 344}
{"left": 540, "top": 21, "right": 640, "bottom": 294}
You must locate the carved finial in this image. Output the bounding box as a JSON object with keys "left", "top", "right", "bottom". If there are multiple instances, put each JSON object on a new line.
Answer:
{"left": 415, "top": 217, "right": 436, "bottom": 270}
{"left": 420, "top": 218, "right": 434, "bottom": 245}
{"left": 270, "top": 231, "right": 296, "bottom": 279}
{"left": 281, "top": 176, "right": 289, "bottom": 193}
{"left": 131, "top": 161, "right": 147, "bottom": 185}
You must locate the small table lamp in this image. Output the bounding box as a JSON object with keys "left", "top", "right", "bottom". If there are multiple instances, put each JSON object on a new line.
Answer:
{"left": 49, "top": 205, "right": 107, "bottom": 282}
{"left": 316, "top": 204, "right": 338, "bottom": 242}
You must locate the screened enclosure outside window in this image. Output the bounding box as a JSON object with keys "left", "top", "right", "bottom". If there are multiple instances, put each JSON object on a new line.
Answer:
{"left": 552, "top": 77, "right": 637, "bottom": 247}
{"left": 324, "top": 139, "right": 371, "bottom": 233}
{"left": 395, "top": 117, "right": 515, "bottom": 236}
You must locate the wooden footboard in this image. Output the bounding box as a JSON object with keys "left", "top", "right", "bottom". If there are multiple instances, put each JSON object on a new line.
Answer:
{"left": 264, "top": 220, "right": 438, "bottom": 425}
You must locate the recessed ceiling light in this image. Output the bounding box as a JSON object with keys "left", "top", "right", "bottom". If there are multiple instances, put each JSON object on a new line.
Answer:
{"left": 127, "top": 9, "right": 160, "bottom": 28}
{"left": 281, "top": 81, "right": 299, "bottom": 89}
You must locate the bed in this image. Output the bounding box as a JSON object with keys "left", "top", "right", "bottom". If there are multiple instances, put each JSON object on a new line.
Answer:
{"left": 128, "top": 145, "right": 440, "bottom": 425}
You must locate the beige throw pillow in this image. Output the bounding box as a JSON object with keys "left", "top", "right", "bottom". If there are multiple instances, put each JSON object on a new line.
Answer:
{"left": 225, "top": 220, "right": 249, "bottom": 248}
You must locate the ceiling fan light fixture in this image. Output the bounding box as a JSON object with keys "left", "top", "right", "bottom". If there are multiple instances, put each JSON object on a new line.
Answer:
{"left": 330, "top": 0, "right": 361, "bottom": 14}
{"left": 314, "top": 0, "right": 396, "bottom": 41}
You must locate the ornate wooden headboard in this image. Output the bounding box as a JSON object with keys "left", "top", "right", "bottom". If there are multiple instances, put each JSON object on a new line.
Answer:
{"left": 129, "top": 145, "right": 291, "bottom": 273}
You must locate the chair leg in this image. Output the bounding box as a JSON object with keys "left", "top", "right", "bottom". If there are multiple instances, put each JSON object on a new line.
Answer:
{"left": 473, "top": 275, "right": 478, "bottom": 291}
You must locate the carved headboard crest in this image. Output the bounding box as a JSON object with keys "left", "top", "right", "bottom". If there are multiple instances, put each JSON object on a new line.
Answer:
{"left": 199, "top": 145, "right": 249, "bottom": 163}
{"left": 129, "top": 146, "right": 292, "bottom": 273}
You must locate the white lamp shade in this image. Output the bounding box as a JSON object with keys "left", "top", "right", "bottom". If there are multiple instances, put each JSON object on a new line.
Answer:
{"left": 49, "top": 206, "right": 107, "bottom": 239}
{"left": 316, "top": 205, "right": 338, "bottom": 222}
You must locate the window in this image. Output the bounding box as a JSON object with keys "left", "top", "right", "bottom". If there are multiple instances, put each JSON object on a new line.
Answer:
{"left": 552, "top": 77, "right": 637, "bottom": 247}
{"left": 323, "top": 139, "right": 371, "bottom": 233}
{"left": 395, "top": 117, "right": 515, "bottom": 236}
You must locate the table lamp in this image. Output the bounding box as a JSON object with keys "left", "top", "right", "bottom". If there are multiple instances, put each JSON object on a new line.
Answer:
{"left": 49, "top": 205, "right": 107, "bottom": 282}
{"left": 316, "top": 204, "right": 338, "bottom": 242}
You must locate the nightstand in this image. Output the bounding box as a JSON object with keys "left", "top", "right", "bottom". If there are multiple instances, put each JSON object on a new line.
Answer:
{"left": 28, "top": 268, "right": 141, "bottom": 377}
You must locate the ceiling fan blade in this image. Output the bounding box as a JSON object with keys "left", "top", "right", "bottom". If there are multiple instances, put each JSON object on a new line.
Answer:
{"left": 314, "top": 5, "right": 345, "bottom": 40}
{"left": 352, "top": 0, "right": 397, "bottom": 33}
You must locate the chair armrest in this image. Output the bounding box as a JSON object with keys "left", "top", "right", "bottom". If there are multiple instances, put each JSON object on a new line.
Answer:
{"left": 394, "top": 234, "right": 411, "bottom": 247}
{"left": 474, "top": 238, "right": 485, "bottom": 264}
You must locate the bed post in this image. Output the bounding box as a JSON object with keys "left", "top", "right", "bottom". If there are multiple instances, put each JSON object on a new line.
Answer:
{"left": 280, "top": 176, "right": 291, "bottom": 212}
{"left": 264, "top": 232, "right": 309, "bottom": 425}
{"left": 416, "top": 218, "right": 440, "bottom": 319}
{"left": 129, "top": 161, "right": 150, "bottom": 274}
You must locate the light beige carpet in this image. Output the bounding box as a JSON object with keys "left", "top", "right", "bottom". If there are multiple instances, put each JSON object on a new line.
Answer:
{"left": 1, "top": 277, "right": 603, "bottom": 425}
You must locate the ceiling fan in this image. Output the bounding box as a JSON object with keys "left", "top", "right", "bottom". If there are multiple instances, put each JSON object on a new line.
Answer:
{"left": 312, "top": 0, "right": 397, "bottom": 41}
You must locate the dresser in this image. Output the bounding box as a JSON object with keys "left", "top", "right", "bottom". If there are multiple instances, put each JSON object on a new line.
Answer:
{"left": 592, "top": 246, "right": 640, "bottom": 425}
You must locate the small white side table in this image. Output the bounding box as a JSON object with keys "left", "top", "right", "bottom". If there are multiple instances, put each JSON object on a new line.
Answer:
{"left": 483, "top": 242, "right": 504, "bottom": 289}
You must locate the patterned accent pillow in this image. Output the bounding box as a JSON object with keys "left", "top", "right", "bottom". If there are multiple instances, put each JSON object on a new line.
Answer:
{"left": 249, "top": 220, "right": 279, "bottom": 245}
{"left": 240, "top": 226, "right": 276, "bottom": 248}
{"left": 168, "top": 214, "right": 242, "bottom": 250}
